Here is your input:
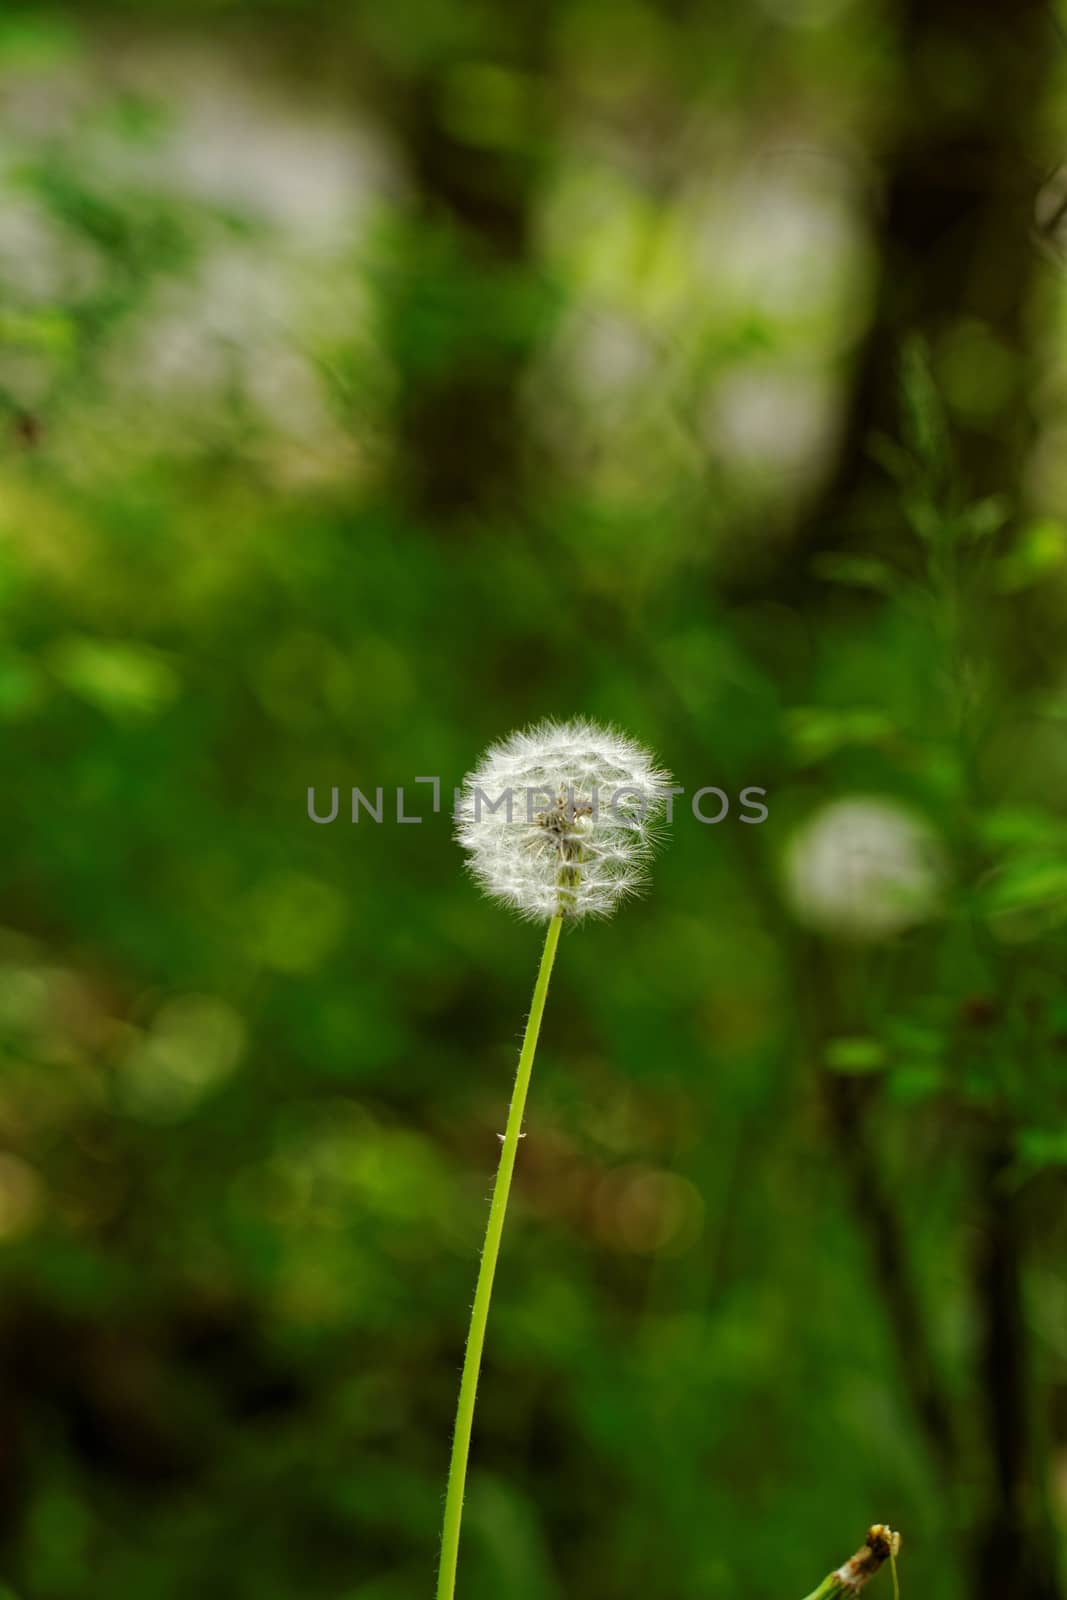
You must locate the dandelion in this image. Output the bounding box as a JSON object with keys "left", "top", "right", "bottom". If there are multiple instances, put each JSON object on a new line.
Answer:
{"left": 437, "top": 720, "right": 671, "bottom": 1600}
{"left": 783, "top": 796, "right": 944, "bottom": 941}
{"left": 455, "top": 718, "right": 672, "bottom": 923}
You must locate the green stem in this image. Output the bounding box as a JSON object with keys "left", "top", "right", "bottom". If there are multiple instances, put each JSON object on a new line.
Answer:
{"left": 436, "top": 912, "right": 564, "bottom": 1600}
{"left": 802, "top": 1577, "right": 858, "bottom": 1600}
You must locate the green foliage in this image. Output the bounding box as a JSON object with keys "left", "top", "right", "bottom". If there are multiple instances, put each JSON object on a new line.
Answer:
{"left": 0, "top": 6, "right": 1063, "bottom": 1600}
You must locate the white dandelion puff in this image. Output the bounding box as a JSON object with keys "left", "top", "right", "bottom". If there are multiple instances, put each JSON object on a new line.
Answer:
{"left": 783, "top": 795, "right": 945, "bottom": 940}
{"left": 456, "top": 718, "right": 672, "bottom": 922}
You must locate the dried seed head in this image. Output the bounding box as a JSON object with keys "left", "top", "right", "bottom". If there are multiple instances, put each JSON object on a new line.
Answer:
{"left": 456, "top": 719, "right": 672, "bottom": 922}
{"left": 834, "top": 1525, "right": 901, "bottom": 1591}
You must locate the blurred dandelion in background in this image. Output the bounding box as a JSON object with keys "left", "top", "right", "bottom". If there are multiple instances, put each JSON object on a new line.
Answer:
{"left": 783, "top": 796, "right": 946, "bottom": 939}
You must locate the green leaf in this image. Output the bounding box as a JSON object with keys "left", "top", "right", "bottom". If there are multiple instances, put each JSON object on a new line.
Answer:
{"left": 825, "top": 1037, "right": 886, "bottom": 1075}
{"left": 899, "top": 335, "right": 950, "bottom": 481}
{"left": 0, "top": 14, "right": 80, "bottom": 67}
{"left": 0, "top": 309, "right": 76, "bottom": 353}
{"left": 786, "top": 706, "right": 896, "bottom": 761}
{"left": 46, "top": 635, "right": 180, "bottom": 720}
{"left": 867, "top": 430, "right": 915, "bottom": 484}
{"left": 888, "top": 1063, "right": 943, "bottom": 1104}
{"left": 1017, "top": 1128, "right": 1067, "bottom": 1169}
{"left": 811, "top": 552, "right": 899, "bottom": 594}
{"left": 981, "top": 857, "right": 1067, "bottom": 916}
{"left": 995, "top": 519, "right": 1067, "bottom": 592}
{"left": 957, "top": 494, "right": 1011, "bottom": 541}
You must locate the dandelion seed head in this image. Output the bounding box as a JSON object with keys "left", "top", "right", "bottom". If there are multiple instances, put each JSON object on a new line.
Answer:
{"left": 456, "top": 719, "right": 672, "bottom": 922}
{"left": 784, "top": 795, "right": 944, "bottom": 940}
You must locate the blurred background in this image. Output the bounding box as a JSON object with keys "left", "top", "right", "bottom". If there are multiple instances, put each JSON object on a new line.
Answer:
{"left": 0, "top": 2, "right": 1065, "bottom": 1597}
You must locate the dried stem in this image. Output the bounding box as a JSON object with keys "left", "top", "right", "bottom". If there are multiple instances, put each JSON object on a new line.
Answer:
{"left": 800, "top": 1526, "right": 901, "bottom": 1600}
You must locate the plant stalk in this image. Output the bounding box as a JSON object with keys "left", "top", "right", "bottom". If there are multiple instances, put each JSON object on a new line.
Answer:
{"left": 800, "top": 1527, "right": 900, "bottom": 1600}
{"left": 436, "top": 912, "right": 564, "bottom": 1600}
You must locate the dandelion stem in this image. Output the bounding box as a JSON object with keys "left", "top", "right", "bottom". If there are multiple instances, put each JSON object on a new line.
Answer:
{"left": 436, "top": 912, "right": 564, "bottom": 1600}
